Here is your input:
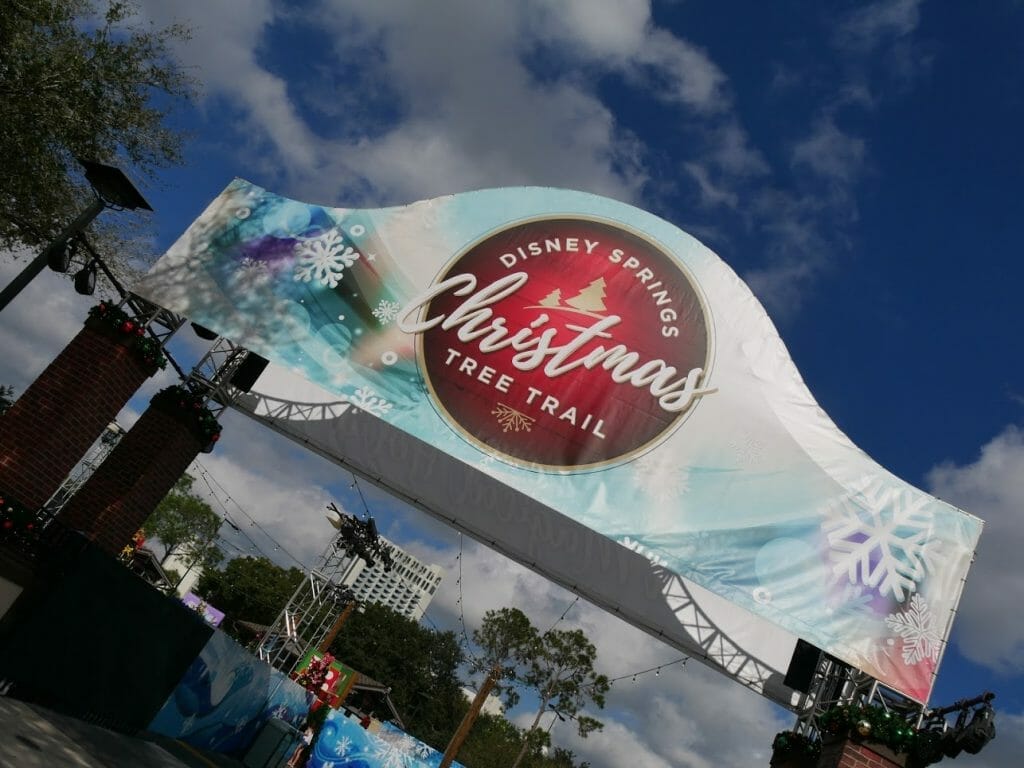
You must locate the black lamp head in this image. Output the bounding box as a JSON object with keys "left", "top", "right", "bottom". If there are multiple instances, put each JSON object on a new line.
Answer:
{"left": 79, "top": 158, "right": 152, "bottom": 211}
{"left": 74, "top": 260, "right": 98, "bottom": 295}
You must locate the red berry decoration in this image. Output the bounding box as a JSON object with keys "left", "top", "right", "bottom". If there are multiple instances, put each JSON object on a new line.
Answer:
{"left": 26, "top": 523, "right": 34, "bottom": 530}
{"left": 121, "top": 321, "right": 135, "bottom": 333}
{"left": 2, "top": 520, "right": 13, "bottom": 530}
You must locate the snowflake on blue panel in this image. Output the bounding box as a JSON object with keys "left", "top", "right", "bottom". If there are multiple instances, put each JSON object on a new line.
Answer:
{"left": 293, "top": 229, "right": 361, "bottom": 288}
{"left": 371, "top": 730, "right": 420, "bottom": 768}
{"left": 334, "top": 736, "right": 352, "bottom": 756}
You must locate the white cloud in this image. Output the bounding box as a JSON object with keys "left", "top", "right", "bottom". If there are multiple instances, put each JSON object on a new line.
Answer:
{"left": 926, "top": 426, "right": 1024, "bottom": 674}
{"left": 0, "top": 257, "right": 101, "bottom": 393}
{"left": 684, "top": 163, "right": 738, "bottom": 209}
{"left": 791, "top": 117, "right": 867, "bottom": 184}
{"left": 834, "top": 0, "right": 923, "bottom": 54}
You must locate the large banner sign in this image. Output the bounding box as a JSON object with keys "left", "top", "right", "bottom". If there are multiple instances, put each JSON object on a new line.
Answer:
{"left": 136, "top": 180, "right": 983, "bottom": 703}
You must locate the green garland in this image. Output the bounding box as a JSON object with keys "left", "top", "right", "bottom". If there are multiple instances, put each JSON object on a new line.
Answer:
{"left": 0, "top": 492, "right": 40, "bottom": 545}
{"left": 150, "top": 385, "right": 222, "bottom": 445}
{"left": 87, "top": 302, "right": 167, "bottom": 371}
{"left": 818, "top": 704, "right": 946, "bottom": 765}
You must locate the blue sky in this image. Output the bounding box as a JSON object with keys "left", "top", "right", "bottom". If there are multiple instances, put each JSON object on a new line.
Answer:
{"left": 2, "top": 1, "right": 1023, "bottom": 765}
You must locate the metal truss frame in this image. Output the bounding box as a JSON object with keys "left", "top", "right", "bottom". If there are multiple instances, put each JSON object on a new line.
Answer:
{"left": 792, "top": 653, "right": 924, "bottom": 737}
{"left": 256, "top": 533, "right": 359, "bottom": 675}
{"left": 38, "top": 422, "right": 127, "bottom": 525}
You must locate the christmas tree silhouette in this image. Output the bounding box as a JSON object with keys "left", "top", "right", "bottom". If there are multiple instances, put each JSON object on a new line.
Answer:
{"left": 565, "top": 277, "right": 607, "bottom": 312}
{"left": 539, "top": 289, "right": 562, "bottom": 307}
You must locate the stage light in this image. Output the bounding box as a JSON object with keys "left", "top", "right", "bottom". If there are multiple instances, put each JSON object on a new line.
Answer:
{"left": 48, "top": 235, "right": 81, "bottom": 273}
{"left": 957, "top": 703, "right": 996, "bottom": 755}
{"left": 74, "top": 260, "right": 98, "bottom": 295}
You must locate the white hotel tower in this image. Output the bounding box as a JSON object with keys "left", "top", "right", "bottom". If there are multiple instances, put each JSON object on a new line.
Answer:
{"left": 341, "top": 537, "right": 444, "bottom": 621}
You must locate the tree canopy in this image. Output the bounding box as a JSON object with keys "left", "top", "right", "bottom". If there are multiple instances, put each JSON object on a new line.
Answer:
{"left": 0, "top": 386, "right": 15, "bottom": 415}
{"left": 510, "top": 628, "right": 609, "bottom": 768}
{"left": 195, "top": 555, "right": 304, "bottom": 637}
{"left": 0, "top": 0, "right": 194, "bottom": 273}
{"left": 473, "top": 606, "right": 543, "bottom": 710}
{"left": 142, "top": 473, "right": 223, "bottom": 575}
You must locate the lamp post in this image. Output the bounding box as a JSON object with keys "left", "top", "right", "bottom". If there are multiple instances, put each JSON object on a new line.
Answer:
{"left": 0, "top": 160, "right": 151, "bottom": 312}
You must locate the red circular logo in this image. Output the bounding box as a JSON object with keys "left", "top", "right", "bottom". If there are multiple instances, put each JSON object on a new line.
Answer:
{"left": 416, "top": 217, "right": 711, "bottom": 469}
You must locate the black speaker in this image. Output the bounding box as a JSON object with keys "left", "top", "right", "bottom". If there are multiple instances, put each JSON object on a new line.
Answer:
{"left": 784, "top": 639, "right": 822, "bottom": 693}
{"left": 230, "top": 353, "right": 269, "bottom": 392}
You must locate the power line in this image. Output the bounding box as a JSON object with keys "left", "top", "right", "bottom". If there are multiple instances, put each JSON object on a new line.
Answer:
{"left": 194, "top": 468, "right": 272, "bottom": 560}
{"left": 195, "top": 460, "right": 307, "bottom": 570}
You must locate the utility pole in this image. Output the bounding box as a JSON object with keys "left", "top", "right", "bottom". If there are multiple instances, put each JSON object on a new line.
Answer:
{"left": 439, "top": 662, "right": 501, "bottom": 768}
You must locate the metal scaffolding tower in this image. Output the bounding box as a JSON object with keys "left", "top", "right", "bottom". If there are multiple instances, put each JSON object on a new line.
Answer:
{"left": 255, "top": 509, "right": 390, "bottom": 674}
{"left": 40, "top": 421, "right": 127, "bottom": 525}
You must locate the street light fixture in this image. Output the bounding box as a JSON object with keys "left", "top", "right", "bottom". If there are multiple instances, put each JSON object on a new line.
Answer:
{"left": 0, "top": 159, "right": 151, "bottom": 312}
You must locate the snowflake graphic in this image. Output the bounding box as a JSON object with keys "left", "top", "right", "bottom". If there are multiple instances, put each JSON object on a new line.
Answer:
{"left": 372, "top": 299, "right": 402, "bottom": 325}
{"left": 237, "top": 256, "right": 267, "bottom": 273}
{"left": 371, "top": 732, "right": 417, "bottom": 768}
{"left": 619, "top": 536, "right": 668, "bottom": 568}
{"left": 821, "top": 478, "right": 934, "bottom": 601}
{"left": 631, "top": 450, "right": 690, "bottom": 504}
{"left": 293, "top": 229, "right": 360, "bottom": 288}
{"left": 412, "top": 741, "right": 433, "bottom": 758}
{"left": 885, "top": 594, "right": 940, "bottom": 666}
{"left": 492, "top": 403, "right": 534, "bottom": 433}
{"left": 334, "top": 735, "right": 353, "bottom": 756}
{"left": 348, "top": 387, "right": 393, "bottom": 416}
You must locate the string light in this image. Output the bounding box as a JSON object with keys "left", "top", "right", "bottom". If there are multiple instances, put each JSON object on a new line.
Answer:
{"left": 606, "top": 656, "right": 690, "bottom": 687}
{"left": 195, "top": 469, "right": 274, "bottom": 562}
{"left": 451, "top": 532, "right": 487, "bottom": 673}
{"left": 543, "top": 595, "right": 579, "bottom": 635}
{"left": 195, "top": 461, "right": 306, "bottom": 569}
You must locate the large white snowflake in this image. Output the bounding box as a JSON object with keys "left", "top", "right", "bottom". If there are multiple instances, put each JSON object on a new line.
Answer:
{"left": 370, "top": 732, "right": 419, "bottom": 768}
{"left": 821, "top": 478, "right": 934, "bottom": 601}
{"left": 334, "top": 735, "right": 353, "bottom": 756}
{"left": 293, "top": 229, "right": 360, "bottom": 288}
{"left": 885, "top": 594, "right": 941, "bottom": 665}
{"left": 372, "top": 299, "right": 402, "bottom": 325}
{"left": 348, "top": 386, "right": 393, "bottom": 416}
{"left": 412, "top": 742, "right": 433, "bottom": 758}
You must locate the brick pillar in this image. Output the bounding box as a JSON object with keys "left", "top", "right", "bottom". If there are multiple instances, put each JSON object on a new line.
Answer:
{"left": 57, "top": 391, "right": 212, "bottom": 555}
{"left": 817, "top": 738, "right": 905, "bottom": 768}
{"left": 0, "top": 308, "right": 160, "bottom": 510}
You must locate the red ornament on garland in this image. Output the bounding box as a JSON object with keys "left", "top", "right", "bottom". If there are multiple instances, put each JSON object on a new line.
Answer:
{"left": 2, "top": 520, "right": 13, "bottom": 530}
{"left": 121, "top": 321, "right": 135, "bottom": 333}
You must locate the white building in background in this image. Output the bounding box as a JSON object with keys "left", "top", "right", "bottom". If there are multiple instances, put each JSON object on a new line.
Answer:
{"left": 162, "top": 550, "right": 204, "bottom": 598}
{"left": 341, "top": 538, "right": 444, "bottom": 621}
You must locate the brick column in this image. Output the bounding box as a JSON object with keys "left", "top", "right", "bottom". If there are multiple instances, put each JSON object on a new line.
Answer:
{"left": 57, "top": 388, "right": 217, "bottom": 555}
{"left": 818, "top": 738, "right": 905, "bottom": 768}
{"left": 0, "top": 308, "right": 160, "bottom": 510}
